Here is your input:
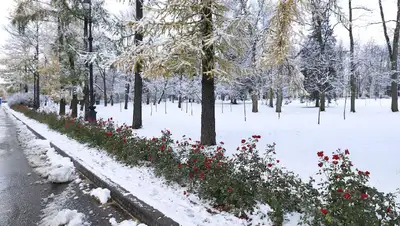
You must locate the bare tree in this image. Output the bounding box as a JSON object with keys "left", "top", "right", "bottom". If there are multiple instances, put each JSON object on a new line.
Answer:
{"left": 378, "top": 0, "right": 400, "bottom": 112}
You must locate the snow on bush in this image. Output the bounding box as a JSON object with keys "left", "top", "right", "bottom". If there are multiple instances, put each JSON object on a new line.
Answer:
{"left": 7, "top": 92, "right": 34, "bottom": 107}
{"left": 90, "top": 187, "right": 111, "bottom": 204}
{"left": 7, "top": 92, "right": 49, "bottom": 108}
{"left": 109, "top": 218, "right": 147, "bottom": 226}
{"left": 15, "top": 119, "right": 75, "bottom": 183}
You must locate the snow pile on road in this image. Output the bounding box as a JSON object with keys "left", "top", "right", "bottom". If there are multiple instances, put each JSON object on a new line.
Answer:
{"left": 39, "top": 184, "right": 89, "bottom": 226}
{"left": 50, "top": 209, "right": 86, "bottom": 226}
{"left": 90, "top": 187, "right": 111, "bottom": 204}
{"left": 15, "top": 120, "right": 75, "bottom": 183}
{"left": 109, "top": 218, "right": 147, "bottom": 226}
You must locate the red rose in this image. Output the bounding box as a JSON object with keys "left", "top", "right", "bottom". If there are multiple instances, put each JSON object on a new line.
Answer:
{"left": 345, "top": 149, "right": 350, "bottom": 155}
{"left": 241, "top": 139, "right": 246, "bottom": 143}
{"left": 386, "top": 207, "right": 391, "bottom": 213}
{"left": 324, "top": 156, "right": 329, "bottom": 161}
{"left": 317, "top": 151, "right": 324, "bottom": 157}
{"left": 184, "top": 191, "right": 187, "bottom": 195}
{"left": 332, "top": 154, "right": 340, "bottom": 160}
{"left": 318, "top": 162, "right": 323, "bottom": 167}
{"left": 320, "top": 208, "right": 328, "bottom": 215}
{"left": 365, "top": 171, "right": 370, "bottom": 176}
{"left": 358, "top": 171, "right": 363, "bottom": 175}
{"left": 267, "top": 163, "right": 273, "bottom": 167}
{"left": 332, "top": 161, "right": 338, "bottom": 165}
{"left": 337, "top": 188, "right": 343, "bottom": 192}
{"left": 361, "top": 193, "right": 368, "bottom": 199}
{"left": 343, "top": 193, "right": 351, "bottom": 200}
{"left": 227, "top": 187, "right": 233, "bottom": 193}
{"left": 277, "top": 160, "right": 280, "bottom": 163}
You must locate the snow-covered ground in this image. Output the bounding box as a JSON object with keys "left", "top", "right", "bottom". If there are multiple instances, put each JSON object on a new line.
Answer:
{"left": 15, "top": 118, "right": 76, "bottom": 183}
{"left": 94, "top": 98, "right": 400, "bottom": 194}
{"left": 6, "top": 98, "right": 400, "bottom": 225}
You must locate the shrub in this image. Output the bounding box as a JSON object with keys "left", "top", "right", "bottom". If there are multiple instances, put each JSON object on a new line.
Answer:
{"left": 299, "top": 149, "right": 400, "bottom": 225}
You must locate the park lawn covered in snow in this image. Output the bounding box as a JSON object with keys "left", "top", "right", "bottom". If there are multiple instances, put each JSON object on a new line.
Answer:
{"left": 95, "top": 98, "right": 400, "bottom": 194}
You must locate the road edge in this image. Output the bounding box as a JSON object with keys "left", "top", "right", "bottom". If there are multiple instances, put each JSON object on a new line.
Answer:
{"left": 7, "top": 108, "right": 180, "bottom": 226}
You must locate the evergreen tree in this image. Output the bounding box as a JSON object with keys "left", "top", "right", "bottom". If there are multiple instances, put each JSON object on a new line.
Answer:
{"left": 300, "top": 0, "right": 338, "bottom": 112}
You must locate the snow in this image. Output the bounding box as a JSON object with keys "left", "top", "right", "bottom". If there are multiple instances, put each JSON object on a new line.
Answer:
{"left": 90, "top": 187, "right": 111, "bottom": 204}
{"left": 6, "top": 98, "right": 400, "bottom": 225}
{"left": 14, "top": 118, "right": 76, "bottom": 183}
{"left": 93, "top": 99, "right": 400, "bottom": 194}
{"left": 51, "top": 209, "right": 87, "bottom": 226}
{"left": 109, "top": 217, "right": 146, "bottom": 226}
{"left": 39, "top": 184, "right": 89, "bottom": 226}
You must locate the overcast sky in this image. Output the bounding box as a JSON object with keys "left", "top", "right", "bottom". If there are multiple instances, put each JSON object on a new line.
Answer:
{"left": 0, "top": 0, "right": 397, "bottom": 51}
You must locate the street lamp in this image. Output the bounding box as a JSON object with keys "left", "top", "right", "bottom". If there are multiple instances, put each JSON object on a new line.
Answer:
{"left": 83, "top": 0, "right": 96, "bottom": 121}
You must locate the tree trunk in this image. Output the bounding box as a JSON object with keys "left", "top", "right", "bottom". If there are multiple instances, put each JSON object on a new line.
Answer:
{"left": 59, "top": 98, "right": 66, "bottom": 116}
{"left": 251, "top": 92, "right": 258, "bottom": 113}
{"left": 178, "top": 95, "right": 182, "bottom": 108}
{"left": 379, "top": 0, "right": 400, "bottom": 112}
{"left": 132, "top": 0, "right": 143, "bottom": 129}
{"left": 124, "top": 83, "right": 130, "bottom": 110}
{"left": 320, "top": 92, "right": 326, "bottom": 112}
{"left": 103, "top": 72, "right": 107, "bottom": 107}
{"left": 231, "top": 99, "right": 238, "bottom": 104}
{"left": 200, "top": 0, "right": 216, "bottom": 145}
{"left": 315, "top": 95, "right": 320, "bottom": 108}
{"left": 146, "top": 92, "right": 150, "bottom": 105}
{"left": 269, "top": 88, "right": 274, "bottom": 108}
{"left": 84, "top": 83, "right": 89, "bottom": 120}
{"left": 71, "top": 94, "right": 78, "bottom": 118}
{"left": 349, "top": 0, "right": 356, "bottom": 113}
{"left": 34, "top": 19, "right": 40, "bottom": 110}
{"left": 110, "top": 95, "right": 114, "bottom": 106}
{"left": 275, "top": 89, "right": 283, "bottom": 113}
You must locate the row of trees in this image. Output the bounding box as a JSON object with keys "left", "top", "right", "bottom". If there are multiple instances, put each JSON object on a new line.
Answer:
{"left": 1, "top": 0, "right": 400, "bottom": 145}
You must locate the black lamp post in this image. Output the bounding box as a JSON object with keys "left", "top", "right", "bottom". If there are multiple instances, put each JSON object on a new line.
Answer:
{"left": 83, "top": 0, "right": 96, "bottom": 121}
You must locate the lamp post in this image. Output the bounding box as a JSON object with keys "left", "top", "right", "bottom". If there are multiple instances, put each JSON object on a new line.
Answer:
{"left": 82, "top": 0, "right": 96, "bottom": 121}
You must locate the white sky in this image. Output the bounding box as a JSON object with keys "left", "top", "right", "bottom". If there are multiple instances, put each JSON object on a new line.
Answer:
{"left": 0, "top": 0, "right": 397, "bottom": 51}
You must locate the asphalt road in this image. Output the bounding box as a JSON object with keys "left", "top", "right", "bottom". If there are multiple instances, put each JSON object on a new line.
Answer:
{"left": 0, "top": 107, "right": 133, "bottom": 226}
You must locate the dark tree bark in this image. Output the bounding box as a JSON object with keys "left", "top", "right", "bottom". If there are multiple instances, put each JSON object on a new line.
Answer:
{"left": 268, "top": 88, "right": 274, "bottom": 108}
{"left": 348, "top": 0, "right": 356, "bottom": 113}
{"left": 275, "top": 89, "right": 283, "bottom": 113}
{"left": 251, "top": 92, "right": 258, "bottom": 113}
{"left": 59, "top": 98, "right": 66, "bottom": 115}
{"left": 200, "top": 0, "right": 216, "bottom": 145}
{"left": 315, "top": 95, "right": 320, "bottom": 108}
{"left": 178, "top": 95, "right": 182, "bottom": 108}
{"left": 132, "top": 0, "right": 143, "bottom": 129}
{"left": 124, "top": 83, "right": 130, "bottom": 110}
{"left": 231, "top": 99, "right": 238, "bottom": 104}
{"left": 102, "top": 70, "right": 107, "bottom": 107}
{"left": 146, "top": 92, "right": 150, "bottom": 105}
{"left": 320, "top": 92, "right": 326, "bottom": 112}
{"left": 379, "top": 0, "right": 400, "bottom": 112}
{"left": 33, "top": 20, "right": 40, "bottom": 110}
{"left": 71, "top": 95, "right": 78, "bottom": 118}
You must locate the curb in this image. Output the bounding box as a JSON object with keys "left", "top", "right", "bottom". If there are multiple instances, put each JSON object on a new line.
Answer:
{"left": 8, "top": 109, "right": 180, "bottom": 226}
